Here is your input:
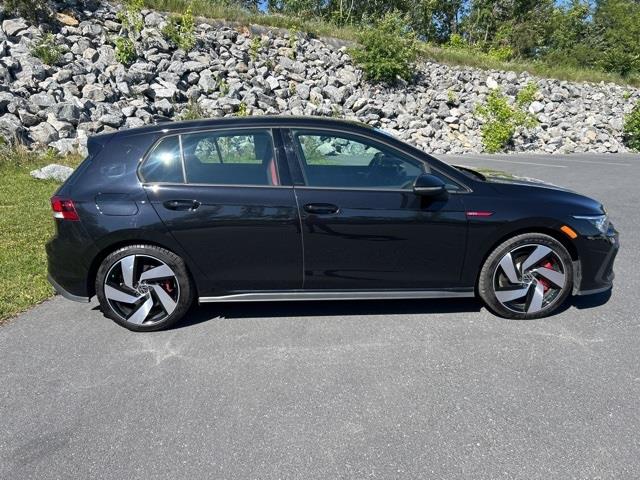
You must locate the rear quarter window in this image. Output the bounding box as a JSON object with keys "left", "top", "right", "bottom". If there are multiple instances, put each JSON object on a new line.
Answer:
{"left": 139, "top": 136, "right": 184, "bottom": 183}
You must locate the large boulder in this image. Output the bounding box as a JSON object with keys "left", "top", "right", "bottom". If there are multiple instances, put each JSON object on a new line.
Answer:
{"left": 30, "top": 164, "right": 75, "bottom": 182}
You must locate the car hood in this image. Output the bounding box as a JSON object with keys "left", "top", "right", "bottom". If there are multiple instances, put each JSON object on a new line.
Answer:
{"left": 480, "top": 170, "right": 571, "bottom": 191}
{"left": 485, "top": 174, "right": 605, "bottom": 215}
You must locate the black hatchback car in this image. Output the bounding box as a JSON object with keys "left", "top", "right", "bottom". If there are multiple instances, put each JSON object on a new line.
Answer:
{"left": 47, "top": 116, "right": 618, "bottom": 331}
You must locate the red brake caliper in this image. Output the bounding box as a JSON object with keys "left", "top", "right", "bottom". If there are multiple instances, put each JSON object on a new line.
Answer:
{"left": 538, "top": 261, "right": 554, "bottom": 292}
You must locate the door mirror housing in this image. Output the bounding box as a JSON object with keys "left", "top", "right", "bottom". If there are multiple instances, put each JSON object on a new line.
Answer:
{"left": 413, "top": 173, "right": 447, "bottom": 197}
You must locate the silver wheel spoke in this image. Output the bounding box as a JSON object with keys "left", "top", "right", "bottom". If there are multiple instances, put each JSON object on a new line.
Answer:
{"left": 535, "top": 267, "right": 565, "bottom": 288}
{"left": 120, "top": 255, "right": 136, "bottom": 289}
{"left": 495, "top": 286, "right": 530, "bottom": 303}
{"left": 127, "top": 296, "right": 154, "bottom": 325}
{"left": 139, "top": 264, "right": 174, "bottom": 282}
{"left": 521, "top": 245, "right": 552, "bottom": 272}
{"left": 499, "top": 253, "right": 520, "bottom": 284}
{"left": 105, "top": 285, "right": 142, "bottom": 304}
{"left": 105, "top": 254, "right": 180, "bottom": 326}
{"left": 526, "top": 282, "right": 545, "bottom": 313}
{"left": 151, "top": 284, "right": 177, "bottom": 314}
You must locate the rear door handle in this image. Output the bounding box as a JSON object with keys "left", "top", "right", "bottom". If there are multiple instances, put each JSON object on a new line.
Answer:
{"left": 303, "top": 203, "right": 339, "bottom": 215}
{"left": 163, "top": 199, "right": 201, "bottom": 211}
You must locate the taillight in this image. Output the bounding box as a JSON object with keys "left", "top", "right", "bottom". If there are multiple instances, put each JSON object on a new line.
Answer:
{"left": 51, "top": 196, "right": 79, "bottom": 221}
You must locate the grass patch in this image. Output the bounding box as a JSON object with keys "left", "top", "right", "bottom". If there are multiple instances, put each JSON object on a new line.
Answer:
{"left": 0, "top": 147, "right": 81, "bottom": 324}
{"left": 141, "top": 0, "right": 359, "bottom": 40}
{"left": 138, "top": 0, "right": 640, "bottom": 87}
{"left": 420, "top": 45, "right": 640, "bottom": 88}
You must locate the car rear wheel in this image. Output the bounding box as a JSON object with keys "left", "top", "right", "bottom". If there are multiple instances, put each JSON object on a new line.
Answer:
{"left": 478, "top": 233, "right": 573, "bottom": 319}
{"left": 95, "top": 245, "right": 194, "bottom": 331}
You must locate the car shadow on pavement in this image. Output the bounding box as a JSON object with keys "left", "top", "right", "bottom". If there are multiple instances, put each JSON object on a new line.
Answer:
{"left": 171, "top": 297, "right": 485, "bottom": 330}
{"left": 571, "top": 289, "right": 612, "bottom": 310}
{"left": 168, "top": 289, "right": 613, "bottom": 330}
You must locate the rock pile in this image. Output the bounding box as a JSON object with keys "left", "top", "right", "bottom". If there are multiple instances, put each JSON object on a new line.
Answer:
{"left": 0, "top": 2, "right": 638, "bottom": 156}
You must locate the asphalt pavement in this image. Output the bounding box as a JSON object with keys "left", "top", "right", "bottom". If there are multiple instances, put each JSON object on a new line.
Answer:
{"left": 1, "top": 154, "right": 639, "bottom": 479}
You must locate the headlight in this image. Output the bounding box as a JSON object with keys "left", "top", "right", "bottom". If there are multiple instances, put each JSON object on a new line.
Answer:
{"left": 573, "top": 214, "right": 609, "bottom": 234}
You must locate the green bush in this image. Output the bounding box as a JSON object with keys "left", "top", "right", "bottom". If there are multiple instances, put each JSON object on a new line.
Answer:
{"left": 446, "top": 33, "right": 467, "bottom": 49}
{"left": 117, "top": 0, "right": 144, "bottom": 37}
{"left": 249, "top": 36, "right": 261, "bottom": 61}
{"left": 115, "top": 37, "right": 137, "bottom": 65}
{"left": 162, "top": 4, "right": 196, "bottom": 51}
{"left": 487, "top": 45, "right": 514, "bottom": 62}
{"left": 623, "top": 101, "right": 640, "bottom": 151}
{"left": 236, "top": 102, "right": 249, "bottom": 117}
{"left": 179, "top": 99, "right": 206, "bottom": 120}
{"left": 31, "top": 33, "right": 62, "bottom": 65}
{"left": 349, "top": 11, "right": 418, "bottom": 84}
{"left": 476, "top": 83, "right": 538, "bottom": 153}
{"left": 3, "top": 0, "right": 49, "bottom": 22}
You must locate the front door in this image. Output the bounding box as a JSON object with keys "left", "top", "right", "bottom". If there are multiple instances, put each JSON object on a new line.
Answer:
{"left": 141, "top": 128, "right": 302, "bottom": 295}
{"left": 284, "top": 129, "right": 469, "bottom": 291}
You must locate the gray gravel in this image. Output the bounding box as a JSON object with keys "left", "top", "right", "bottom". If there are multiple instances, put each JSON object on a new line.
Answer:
{"left": 1, "top": 154, "right": 639, "bottom": 479}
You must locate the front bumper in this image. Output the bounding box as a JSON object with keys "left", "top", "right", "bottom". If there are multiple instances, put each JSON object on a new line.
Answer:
{"left": 574, "top": 225, "right": 619, "bottom": 296}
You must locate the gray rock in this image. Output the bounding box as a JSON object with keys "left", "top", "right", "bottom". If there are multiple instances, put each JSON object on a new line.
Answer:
{"left": 0, "top": 113, "right": 25, "bottom": 142}
{"left": 30, "top": 92, "right": 57, "bottom": 109}
{"left": 198, "top": 70, "right": 218, "bottom": 92}
{"left": 49, "top": 103, "right": 81, "bottom": 124}
{"left": 155, "top": 99, "right": 174, "bottom": 116}
{"left": 437, "top": 102, "right": 450, "bottom": 119}
{"left": 323, "top": 85, "right": 344, "bottom": 104}
{"left": 30, "top": 121, "right": 59, "bottom": 144}
{"left": 82, "top": 84, "right": 106, "bottom": 102}
{"left": 0, "top": 91, "right": 14, "bottom": 113}
{"left": 145, "top": 12, "right": 165, "bottom": 27}
{"left": 2, "top": 18, "right": 28, "bottom": 37}
{"left": 30, "top": 164, "right": 75, "bottom": 182}
{"left": 83, "top": 48, "right": 99, "bottom": 62}
{"left": 529, "top": 101, "right": 545, "bottom": 114}
{"left": 49, "top": 139, "right": 77, "bottom": 155}
{"left": 98, "top": 113, "right": 124, "bottom": 128}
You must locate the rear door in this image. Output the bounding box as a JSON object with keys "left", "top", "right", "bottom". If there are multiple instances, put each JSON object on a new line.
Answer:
{"left": 284, "top": 128, "right": 469, "bottom": 291}
{"left": 141, "top": 128, "right": 303, "bottom": 296}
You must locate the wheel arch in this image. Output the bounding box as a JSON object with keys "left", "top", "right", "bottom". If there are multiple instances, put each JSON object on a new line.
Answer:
{"left": 473, "top": 226, "right": 580, "bottom": 293}
{"left": 87, "top": 238, "right": 200, "bottom": 298}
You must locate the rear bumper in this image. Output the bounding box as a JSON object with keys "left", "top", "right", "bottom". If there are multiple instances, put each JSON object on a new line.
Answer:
{"left": 48, "top": 274, "right": 90, "bottom": 303}
{"left": 46, "top": 228, "right": 94, "bottom": 302}
{"left": 574, "top": 226, "right": 619, "bottom": 296}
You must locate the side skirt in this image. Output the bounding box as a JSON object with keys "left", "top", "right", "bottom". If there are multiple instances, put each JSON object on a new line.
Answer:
{"left": 199, "top": 289, "right": 475, "bottom": 303}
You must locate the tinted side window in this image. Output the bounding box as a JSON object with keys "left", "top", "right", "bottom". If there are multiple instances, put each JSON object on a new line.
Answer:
{"left": 294, "top": 132, "right": 425, "bottom": 189}
{"left": 139, "top": 136, "right": 183, "bottom": 183}
{"left": 182, "top": 131, "right": 279, "bottom": 186}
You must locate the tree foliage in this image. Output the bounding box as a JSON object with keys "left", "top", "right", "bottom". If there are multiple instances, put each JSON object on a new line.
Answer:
{"left": 232, "top": 0, "right": 640, "bottom": 79}
{"left": 476, "top": 83, "right": 538, "bottom": 153}
{"left": 624, "top": 101, "right": 640, "bottom": 151}
{"left": 349, "top": 11, "right": 418, "bottom": 84}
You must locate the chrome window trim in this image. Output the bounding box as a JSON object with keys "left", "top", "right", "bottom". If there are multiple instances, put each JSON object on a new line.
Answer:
{"left": 142, "top": 182, "right": 292, "bottom": 190}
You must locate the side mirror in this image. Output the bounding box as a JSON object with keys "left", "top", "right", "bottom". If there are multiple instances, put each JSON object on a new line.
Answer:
{"left": 413, "top": 173, "right": 447, "bottom": 197}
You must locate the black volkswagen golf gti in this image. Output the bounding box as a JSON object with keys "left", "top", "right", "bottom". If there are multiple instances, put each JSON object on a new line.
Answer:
{"left": 46, "top": 116, "right": 619, "bottom": 331}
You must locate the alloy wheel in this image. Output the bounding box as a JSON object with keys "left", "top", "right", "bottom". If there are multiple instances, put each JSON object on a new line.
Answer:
{"left": 104, "top": 254, "right": 180, "bottom": 326}
{"left": 492, "top": 244, "right": 567, "bottom": 314}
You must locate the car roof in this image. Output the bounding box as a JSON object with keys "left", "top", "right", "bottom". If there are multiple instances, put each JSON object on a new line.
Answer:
{"left": 111, "top": 115, "right": 375, "bottom": 139}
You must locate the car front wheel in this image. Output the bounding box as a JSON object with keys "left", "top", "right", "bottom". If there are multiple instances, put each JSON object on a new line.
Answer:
{"left": 95, "top": 244, "right": 194, "bottom": 331}
{"left": 478, "top": 233, "right": 574, "bottom": 319}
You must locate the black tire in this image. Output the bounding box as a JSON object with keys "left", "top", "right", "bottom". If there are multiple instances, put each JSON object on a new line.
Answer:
{"left": 95, "top": 244, "right": 194, "bottom": 331}
{"left": 478, "top": 233, "right": 573, "bottom": 319}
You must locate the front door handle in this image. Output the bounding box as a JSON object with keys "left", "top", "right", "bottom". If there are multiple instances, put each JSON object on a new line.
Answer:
{"left": 303, "top": 203, "right": 339, "bottom": 215}
{"left": 163, "top": 199, "right": 201, "bottom": 211}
